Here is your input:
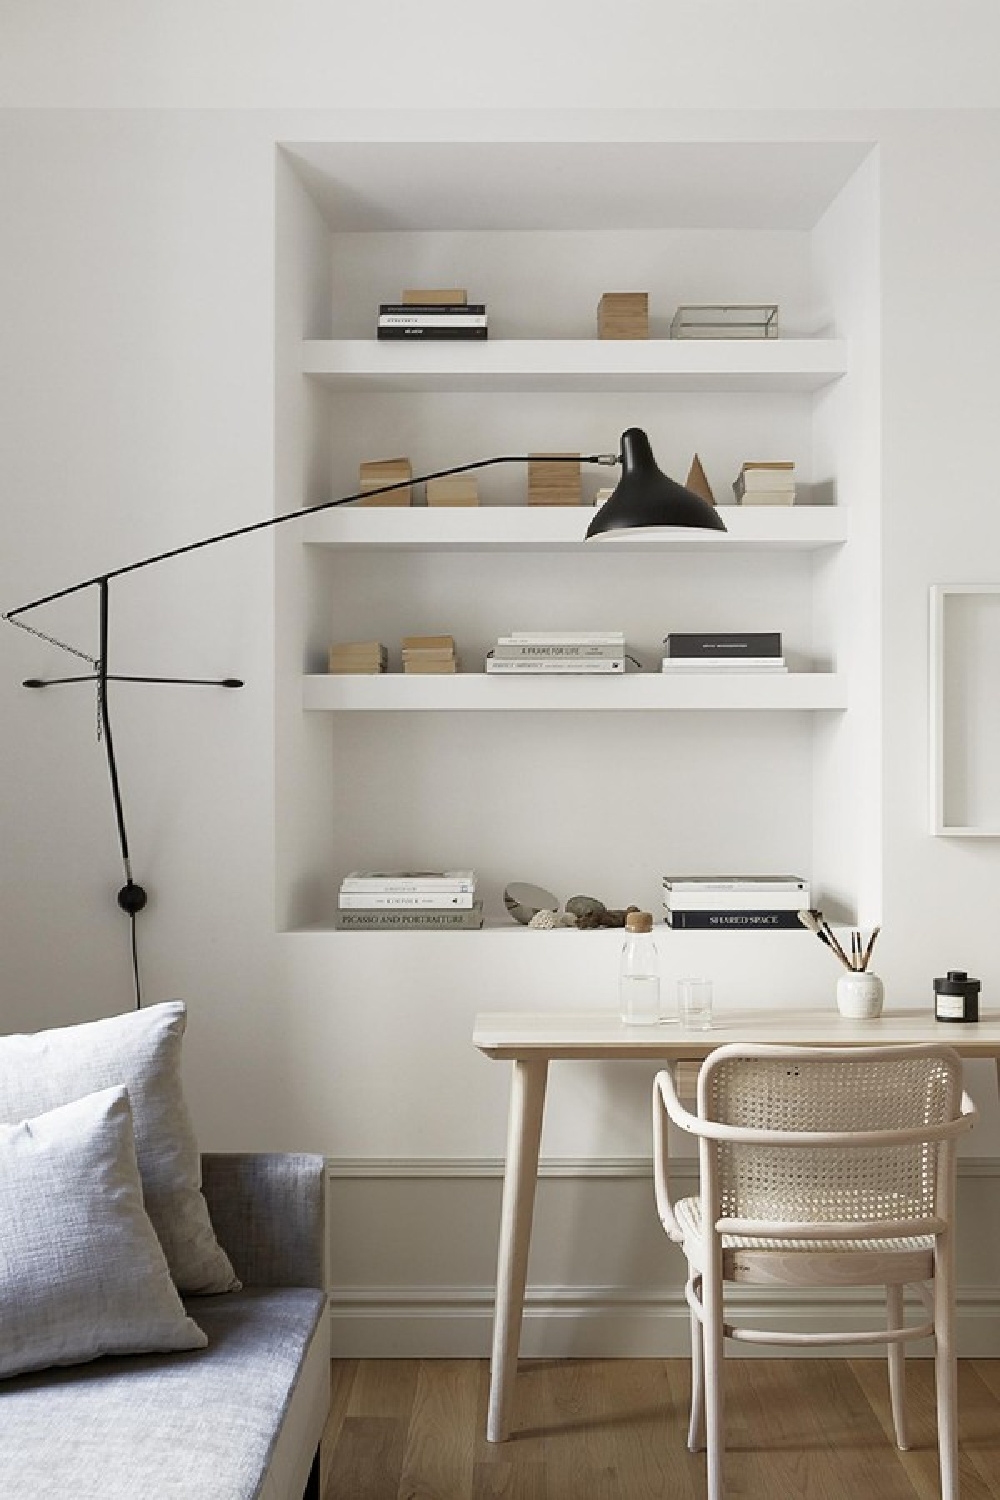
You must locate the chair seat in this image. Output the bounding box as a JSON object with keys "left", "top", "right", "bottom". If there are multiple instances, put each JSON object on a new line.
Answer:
{"left": 675, "top": 1195, "right": 935, "bottom": 1257}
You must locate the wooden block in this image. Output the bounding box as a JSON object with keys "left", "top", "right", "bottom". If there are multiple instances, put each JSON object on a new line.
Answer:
{"left": 328, "top": 640, "right": 388, "bottom": 674}
{"left": 597, "top": 292, "right": 649, "bottom": 340}
{"left": 528, "top": 453, "right": 581, "bottom": 506}
{"left": 401, "top": 635, "right": 455, "bottom": 653}
{"left": 685, "top": 453, "right": 716, "bottom": 506}
{"left": 359, "top": 457, "right": 412, "bottom": 506}
{"left": 402, "top": 289, "right": 468, "bottom": 305}
{"left": 426, "top": 476, "right": 479, "bottom": 507}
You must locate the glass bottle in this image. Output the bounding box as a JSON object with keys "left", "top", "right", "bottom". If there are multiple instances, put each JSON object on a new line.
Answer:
{"left": 619, "top": 911, "right": 661, "bottom": 1025}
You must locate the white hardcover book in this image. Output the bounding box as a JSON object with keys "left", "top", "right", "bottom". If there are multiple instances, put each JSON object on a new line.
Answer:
{"left": 494, "top": 642, "right": 623, "bottom": 657}
{"left": 663, "top": 889, "right": 809, "bottom": 912}
{"left": 378, "top": 314, "right": 488, "bottom": 327}
{"left": 486, "top": 657, "right": 625, "bottom": 673}
{"left": 341, "top": 870, "right": 476, "bottom": 892}
{"left": 338, "top": 890, "right": 477, "bottom": 909}
{"left": 662, "top": 875, "right": 808, "bottom": 892}
{"left": 661, "top": 658, "right": 786, "bottom": 671}
{"left": 739, "top": 471, "right": 796, "bottom": 492}
{"left": 503, "top": 631, "right": 624, "bottom": 644}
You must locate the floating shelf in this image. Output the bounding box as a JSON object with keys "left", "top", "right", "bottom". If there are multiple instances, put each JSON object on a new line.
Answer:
{"left": 303, "top": 672, "right": 847, "bottom": 713}
{"left": 302, "top": 337, "right": 849, "bottom": 394}
{"left": 299, "top": 505, "right": 848, "bottom": 552}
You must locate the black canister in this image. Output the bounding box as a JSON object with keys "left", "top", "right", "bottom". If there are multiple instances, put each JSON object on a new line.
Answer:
{"left": 934, "top": 970, "right": 980, "bottom": 1023}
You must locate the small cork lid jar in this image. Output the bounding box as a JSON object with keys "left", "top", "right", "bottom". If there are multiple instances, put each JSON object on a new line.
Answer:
{"left": 626, "top": 911, "right": 653, "bottom": 934}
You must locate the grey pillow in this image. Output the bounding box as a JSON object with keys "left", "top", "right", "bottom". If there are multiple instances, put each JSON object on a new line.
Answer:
{"left": 0, "top": 1001, "right": 238, "bottom": 1294}
{"left": 0, "top": 1086, "right": 207, "bottom": 1378}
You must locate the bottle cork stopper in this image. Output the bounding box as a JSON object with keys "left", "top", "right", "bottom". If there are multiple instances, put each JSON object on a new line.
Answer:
{"left": 626, "top": 911, "right": 653, "bottom": 933}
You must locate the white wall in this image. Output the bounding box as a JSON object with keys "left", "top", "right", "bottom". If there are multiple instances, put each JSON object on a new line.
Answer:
{"left": 2, "top": 1, "right": 1000, "bottom": 110}
{"left": 3, "top": 9, "right": 1000, "bottom": 1354}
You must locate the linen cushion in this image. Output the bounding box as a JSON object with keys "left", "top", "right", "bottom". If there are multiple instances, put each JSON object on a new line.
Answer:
{"left": 0, "top": 1287, "right": 328, "bottom": 1499}
{"left": 0, "top": 1000, "right": 238, "bottom": 1293}
{"left": 0, "top": 1086, "right": 207, "bottom": 1379}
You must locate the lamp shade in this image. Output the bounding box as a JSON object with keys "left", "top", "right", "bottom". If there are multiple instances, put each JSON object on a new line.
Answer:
{"left": 585, "top": 428, "right": 727, "bottom": 539}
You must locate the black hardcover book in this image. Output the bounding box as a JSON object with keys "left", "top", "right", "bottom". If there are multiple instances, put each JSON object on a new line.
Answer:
{"left": 379, "top": 304, "right": 487, "bottom": 316}
{"left": 662, "top": 908, "right": 803, "bottom": 930}
{"left": 664, "top": 632, "right": 782, "bottom": 658}
{"left": 376, "top": 327, "right": 489, "bottom": 340}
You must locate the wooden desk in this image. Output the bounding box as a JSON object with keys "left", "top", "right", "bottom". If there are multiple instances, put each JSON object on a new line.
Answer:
{"left": 473, "top": 1008, "right": 1000, "bottom": 1442}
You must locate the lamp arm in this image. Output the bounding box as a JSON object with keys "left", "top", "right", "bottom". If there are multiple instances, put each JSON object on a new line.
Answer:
{"left": 3, "top": 450, "right": 619, "bottom": 624}
{"left": 1, "top": 443, "right": 620, "bottom": 1009}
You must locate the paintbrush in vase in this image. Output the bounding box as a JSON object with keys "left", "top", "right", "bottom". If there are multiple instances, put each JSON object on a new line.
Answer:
{"left": 797, "top": 909, "right": 853, "bottom": 970}
{"left": 799, "top": 910, "right": 881, "bottom": 973}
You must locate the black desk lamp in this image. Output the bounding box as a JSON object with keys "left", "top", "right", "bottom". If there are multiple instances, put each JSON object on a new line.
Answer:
{"left": 4, "top": 427, "right": 723, "bottom": 1001}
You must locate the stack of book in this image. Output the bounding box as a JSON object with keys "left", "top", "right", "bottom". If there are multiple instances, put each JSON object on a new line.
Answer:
{"left": 597, "top": 292, "right": 649, "bottom": 339}
{"left": 662, "top": 632, "right": 786, "bottom": 673}
{"left": 486, "top": 631, "right": 625, "bottom": 674}
{"left": 376, "top": 303, "right": 488, "bottom": 340}
{"left": 359, "top": 456, "right": 412, "bottom": 507}
{"left": 328, "top": 640, "right": 388, "bottom": 674}
{"left": 733, "top": 461, "right": 796, "bottom": 506}
{"left": 402, "top": 635, "right": 458, "bottom": 674}
{"left": 528, "top": 453, "right": 581, "bottom": 507}
{"left": 662, "top": 874, "right": 810, "bottom": 930}
{"left": 335, "top": 870, "right": 483, "bottom": 930}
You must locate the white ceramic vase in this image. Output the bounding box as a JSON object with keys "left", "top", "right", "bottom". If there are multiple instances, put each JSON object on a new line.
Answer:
{"left": 836, "top": 971, "right": 884, "bottom": 1019}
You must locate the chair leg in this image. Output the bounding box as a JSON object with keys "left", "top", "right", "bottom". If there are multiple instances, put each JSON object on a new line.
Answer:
{"left": 687, "top": 1277, "right": 705, "bottom": 1452}
{"left": 303, "top": 1445, "right": 321, "bottom": 1500}
{"left": 702, "top": 1261, "right": 725, "bottom": 1500}
{"left": 886, "top": 1283, "right": 909, "bottom": 1450}
{"left": 934, "top": 1245, "right": 960, "bottom": 1500}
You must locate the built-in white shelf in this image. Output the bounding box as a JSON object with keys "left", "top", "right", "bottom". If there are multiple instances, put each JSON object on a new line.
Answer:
{"left": 302, "top": 338, "right": 849, "bottom": 394}
{"left": 300, "top": 505, "right": 848, "bottom": 552}
{"left": 303, "top": 672, "right": 846, "bottom": 713}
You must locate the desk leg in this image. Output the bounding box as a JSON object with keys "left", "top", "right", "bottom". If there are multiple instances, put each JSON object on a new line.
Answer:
{"left": 487, "top": 1056, "right": 549, "bottom": 1443}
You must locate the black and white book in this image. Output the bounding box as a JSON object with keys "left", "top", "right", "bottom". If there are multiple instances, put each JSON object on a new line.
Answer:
{"left": 662, "top": 908, "right": 803, "bottom": 930}
{"left": 334, "top": 901, "right": 485, "bottom": 930}
{"left": 664, "top": 632, "right": 782, "bottom": 658}
{"left": 377, "top": 326, "right": 488, "bottom": 340}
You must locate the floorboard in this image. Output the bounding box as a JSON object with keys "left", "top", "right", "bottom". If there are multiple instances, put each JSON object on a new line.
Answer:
{"left": 320, "top": 1359, "right": 1000, "bottom": 1500}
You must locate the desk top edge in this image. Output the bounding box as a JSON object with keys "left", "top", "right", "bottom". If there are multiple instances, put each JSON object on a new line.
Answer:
{"left": 473, "top": 1008, "right": 1000, "bottom": 1059}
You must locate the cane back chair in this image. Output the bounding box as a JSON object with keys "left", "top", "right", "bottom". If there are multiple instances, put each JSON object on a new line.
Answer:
{"left": 652, "top": 1043, "right": 976, "bottom": 1499}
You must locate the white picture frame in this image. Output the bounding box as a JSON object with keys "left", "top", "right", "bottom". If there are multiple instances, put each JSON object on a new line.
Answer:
{"left": 929, "top": 583, "right": 1000, "bottom": 835}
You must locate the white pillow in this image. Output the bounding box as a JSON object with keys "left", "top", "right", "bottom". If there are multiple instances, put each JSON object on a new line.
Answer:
{"left": 0, "top": 1086, "right": 207, "bottom": 1379}
{"left": 0, "top": 1001, "right": 238, "bottom": 1294}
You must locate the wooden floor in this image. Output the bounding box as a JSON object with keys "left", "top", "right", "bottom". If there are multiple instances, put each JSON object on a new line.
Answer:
{"left": 321, "top": 1358, "right": 1000, "bottom": 1500}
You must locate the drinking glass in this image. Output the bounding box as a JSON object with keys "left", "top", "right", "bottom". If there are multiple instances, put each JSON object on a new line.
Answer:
{"left": 678, "top": 977, "right": 713, "bottom": 1030}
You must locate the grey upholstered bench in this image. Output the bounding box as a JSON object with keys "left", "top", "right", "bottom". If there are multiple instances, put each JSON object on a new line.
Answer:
{"left": 2, "top": 1153, "right": 330, "bottom": 1500}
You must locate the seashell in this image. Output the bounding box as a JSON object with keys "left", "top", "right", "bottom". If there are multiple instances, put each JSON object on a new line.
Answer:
{"left": 528, "top": 909, "right": 558, "bottom": 929}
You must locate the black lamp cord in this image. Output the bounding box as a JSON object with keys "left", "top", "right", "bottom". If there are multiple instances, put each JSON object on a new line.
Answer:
{"left": 4, "top": 449, "right": 622, "bottom": 1007}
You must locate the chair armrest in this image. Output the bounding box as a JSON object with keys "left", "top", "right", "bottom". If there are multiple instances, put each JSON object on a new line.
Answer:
{"left": 200, "top": 1153, "right": 326, "bottom": 1289}
{"left": 652, "top": 1070, "right": 687, "bottom": 1243}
